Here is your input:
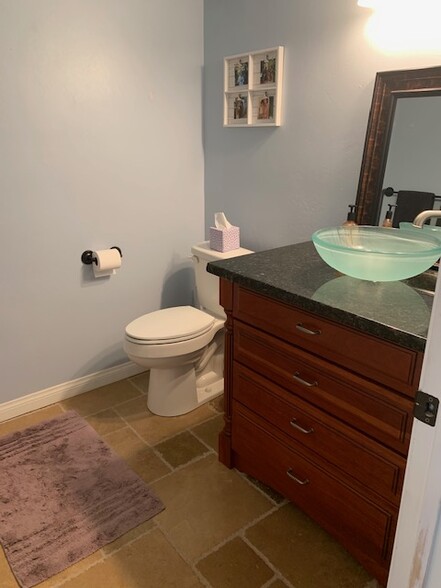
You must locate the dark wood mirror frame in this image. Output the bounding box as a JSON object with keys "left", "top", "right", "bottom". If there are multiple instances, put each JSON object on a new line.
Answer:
{"left": 355, "top": 65, "right": 441, "bottom": 225}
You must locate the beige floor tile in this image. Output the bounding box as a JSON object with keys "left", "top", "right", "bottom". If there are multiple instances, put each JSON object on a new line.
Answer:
{"left": 115, "top": 396, "right": 216, "bottom": 445}
{"left": 155, "top": 431, "right": 209, "bottom": 468}
{"left": 103, "top": 426, "right": 171, "bottom": 483}
{"left": 85, "top": 408, "right": 126, "bottom": 436}
{"left": 267, "top": 580, "right": 290, "bottom": 588}
{"left": 0, "top": 547, "right": 20, "bottom": 588}
{"left": 37, "top": 551, "right": 103, "bottom": 588}
{"left": 61, "top": 528, "right": 203, "bottom": 588}
{"left": 151, "top": 454, "right": 273, "bottom": 561}
{"left": 246, "top": 503, "right": 372, "bottom": 588}
{"left": 101, "top": 520, "right": 156, "bottom": 555}
{"left": 61, "top": 379, "right": 142, "bottom": 417}
{"left": 196, "top": 536, "right": 274, "bottom": 588}
{"left": 191, "top": 414, "right": 224, "bottom": 452}
{"left": 129, "top": 371, "right": 149, "bottom": 394}
{"left": 209, "top": 394, "right": 224, "bottom": 413}
{"left": 0, "top": 404, "right": 64, "bottom": 437}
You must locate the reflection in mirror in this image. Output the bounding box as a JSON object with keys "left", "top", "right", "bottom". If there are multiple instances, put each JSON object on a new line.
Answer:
{"left": 378, "top": 96, "right": 441, "bottom": 225}
{"left": 355, "top": 66, "right": 441, "bottom": 226}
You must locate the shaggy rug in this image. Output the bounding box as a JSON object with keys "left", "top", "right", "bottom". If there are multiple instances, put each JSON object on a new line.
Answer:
{"left": 0, "top": 410, "right": 164, "bottom": 588}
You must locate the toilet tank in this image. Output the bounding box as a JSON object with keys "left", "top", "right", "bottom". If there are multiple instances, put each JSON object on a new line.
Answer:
{"left": 191, "top": 241, "right": 253, "bottom": 319}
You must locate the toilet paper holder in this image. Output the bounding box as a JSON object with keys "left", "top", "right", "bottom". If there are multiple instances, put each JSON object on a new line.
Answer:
{"left": 81, "top": 246, "right": 122, "bottom": 265}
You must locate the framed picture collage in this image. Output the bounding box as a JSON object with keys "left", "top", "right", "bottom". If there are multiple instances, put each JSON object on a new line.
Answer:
{"left": 224, "top": 46, "right": 284, "bottom": 127}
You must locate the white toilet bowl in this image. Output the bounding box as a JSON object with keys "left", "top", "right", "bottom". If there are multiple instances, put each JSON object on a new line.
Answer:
{"left": 124, "top": 306, "right": 225, "bottom": 416}
{"left": 124, "top": 241, "right": 253, "bottom": 417}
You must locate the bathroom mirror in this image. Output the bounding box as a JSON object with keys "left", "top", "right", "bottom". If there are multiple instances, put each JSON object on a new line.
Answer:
{"left": 355, "top": 65, "right": 441, "bottom": 225}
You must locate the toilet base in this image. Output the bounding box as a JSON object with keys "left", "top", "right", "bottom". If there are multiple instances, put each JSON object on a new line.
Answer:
{"left": 147, "top": 364, "right": 223, "bottom": 417}
{"left": 196, "top": 371, "right": 224, "bottom": 406}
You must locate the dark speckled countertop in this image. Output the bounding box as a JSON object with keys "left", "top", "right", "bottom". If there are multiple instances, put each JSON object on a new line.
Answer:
{"left": 207, "top": 241, "right": 435, "bottom": 352}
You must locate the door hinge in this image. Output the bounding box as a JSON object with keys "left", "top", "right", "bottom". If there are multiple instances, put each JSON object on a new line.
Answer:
{"left": 414, "top": 390, "right": 439, "bottom": 427}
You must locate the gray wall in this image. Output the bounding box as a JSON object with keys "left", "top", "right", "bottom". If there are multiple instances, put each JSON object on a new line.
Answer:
{"left": 204, "top": 0, "right": 441, "bottom": 251}
{"left": 0, "top": 0, "right": 204, "bottom": 402}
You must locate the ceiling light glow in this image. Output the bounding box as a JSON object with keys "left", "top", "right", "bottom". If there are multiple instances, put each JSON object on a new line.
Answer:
{"left": 362, "top": 0, "right": 441, "bottom": 53}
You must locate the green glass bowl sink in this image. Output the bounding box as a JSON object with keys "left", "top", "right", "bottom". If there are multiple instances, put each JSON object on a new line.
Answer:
{"left": 312, "top": 226, "right": 441, "bottom": 282}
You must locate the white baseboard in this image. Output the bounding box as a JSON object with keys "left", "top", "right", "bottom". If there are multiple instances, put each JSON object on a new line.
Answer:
{"left": 0, "top": 362, "right": 145, "bottom": 423}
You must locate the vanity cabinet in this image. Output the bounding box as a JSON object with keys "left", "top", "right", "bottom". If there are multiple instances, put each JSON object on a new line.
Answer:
{"left": 219, "top": 280, "right": 423, "bottom": 586}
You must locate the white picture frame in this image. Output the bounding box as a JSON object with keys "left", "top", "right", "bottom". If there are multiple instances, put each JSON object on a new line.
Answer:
{"left": 224, "top": 46, "right": 284, "bottom": 127}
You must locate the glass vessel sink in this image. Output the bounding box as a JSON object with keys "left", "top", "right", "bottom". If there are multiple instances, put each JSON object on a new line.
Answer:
{"left": 312, "top": 226, "right": 441, "bottom": 282}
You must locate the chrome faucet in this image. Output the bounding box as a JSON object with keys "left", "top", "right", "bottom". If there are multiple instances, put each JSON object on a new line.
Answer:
{"left": 412, "top": 210, "right": 441, "bottom": 228}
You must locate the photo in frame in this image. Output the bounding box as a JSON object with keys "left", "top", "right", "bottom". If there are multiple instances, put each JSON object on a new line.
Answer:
{"left": 252, "top": 90, "right": 276, "bottom": 124}
{"left": 234, "top": 60, "right": 249, "bottom": 87}
{"left": 234, "top": 94, "right": 248, "bottom": 120}
{"left": 226, "top": 93, "right": 249, "bottom": 124}
{"left": 260, "top": 55, "right": 276, "bottom": 84}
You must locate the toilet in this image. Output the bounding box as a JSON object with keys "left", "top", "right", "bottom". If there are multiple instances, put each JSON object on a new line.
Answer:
{"left": 123, "top": 241, "right": 253, "bottom": 416}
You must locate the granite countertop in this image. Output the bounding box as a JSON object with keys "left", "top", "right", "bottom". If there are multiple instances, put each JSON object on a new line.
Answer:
{"left": 207, "top": 241, "right": 435, "bottom": 352}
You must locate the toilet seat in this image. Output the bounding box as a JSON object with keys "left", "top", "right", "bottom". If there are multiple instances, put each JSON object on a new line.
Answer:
{"left": 125, "top": 306, "right": 215, "bottom": 345}
{"left": 124, "top": 315, "right": 224, "bottom": 360}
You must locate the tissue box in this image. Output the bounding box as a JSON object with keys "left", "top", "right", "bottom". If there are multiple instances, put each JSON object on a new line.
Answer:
{"left": 209, "top": 225, "right": 240, "bottom": 252}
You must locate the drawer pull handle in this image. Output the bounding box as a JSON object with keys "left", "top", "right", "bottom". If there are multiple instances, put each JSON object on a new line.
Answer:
{"left": 290, "top": 417, "right": 314, "bottom": 435}
{"left": 296, "top": 323, "right": 321, "bottom": 336}
{"left": 286, "top": 468, "right": 310, "bottom": 485}
{"left": 293, "top": 372, "right": 318, "bottom": 388}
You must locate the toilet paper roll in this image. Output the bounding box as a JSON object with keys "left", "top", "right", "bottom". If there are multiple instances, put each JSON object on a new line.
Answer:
{"left": 93, "top": 249, "right": 122, "bottom": 278}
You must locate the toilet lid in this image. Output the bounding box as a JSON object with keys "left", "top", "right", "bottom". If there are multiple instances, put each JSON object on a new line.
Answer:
{"left": 125, "top": 306, "right": 215, "bottom": 344}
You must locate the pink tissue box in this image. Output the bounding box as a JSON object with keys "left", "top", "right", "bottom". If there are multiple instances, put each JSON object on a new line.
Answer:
{"left": 209, "top": 225, "right": 240, "bottom": 252}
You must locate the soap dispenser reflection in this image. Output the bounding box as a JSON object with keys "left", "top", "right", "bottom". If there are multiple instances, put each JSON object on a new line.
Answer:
{"left": 382, "top": 204, "right": 396, "bottom": 228}
{"left": 342, "top": 205, "right": 358, "bottom": 227}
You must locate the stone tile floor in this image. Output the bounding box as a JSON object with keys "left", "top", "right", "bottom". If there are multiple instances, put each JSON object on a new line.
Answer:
{"left": 0, "top": 373, "right": 382, "bottom": 588}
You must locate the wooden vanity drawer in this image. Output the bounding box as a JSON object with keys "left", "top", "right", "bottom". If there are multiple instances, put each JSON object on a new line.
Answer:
{"left": 234, "top": 321, "right": 413, "bottom": 454}
{"left": 233, "top": 364, "right": 406, "bottom": 506}
{"left": 233, "top": 286, "right": 422, "bottom": 395}
{"left": 232, "top": 405, "right": 395, "bottom": 586}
